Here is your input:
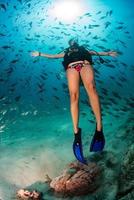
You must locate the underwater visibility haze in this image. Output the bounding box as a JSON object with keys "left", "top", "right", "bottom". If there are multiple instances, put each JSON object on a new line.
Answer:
{"left": 0, "top": 0, "right": 134, "bottom": 199}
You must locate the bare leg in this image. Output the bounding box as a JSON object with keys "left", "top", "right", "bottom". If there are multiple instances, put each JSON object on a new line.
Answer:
{"left": 66, "top": 68, "right": 80, "bottom": 133}
{"left": 80, "top": 65, "right": 102, "bottom": 131}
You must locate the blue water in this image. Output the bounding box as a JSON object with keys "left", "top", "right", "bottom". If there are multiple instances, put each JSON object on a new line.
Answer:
{"left": 0, "top": 0, "right": 134, "bottom": 199}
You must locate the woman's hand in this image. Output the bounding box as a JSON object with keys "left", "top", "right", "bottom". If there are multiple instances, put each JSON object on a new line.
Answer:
{"left": 108, "top": 51, "right": 118, "bottom": 57}
{"left": 31, "top": 51, "right": 40, "bottom": 57}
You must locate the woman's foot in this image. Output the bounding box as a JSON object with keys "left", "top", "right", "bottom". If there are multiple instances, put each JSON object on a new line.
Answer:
{"left": 73, "top": 128, "right": 87, "bottom": 164}
{"left": 90, "top": 123, "right": 105, "bottom": 152}
{"left": 74, "top": 127, "right": 81, "bottom": 144}
{"left": 16, "top": 189, "right": 42, "bottom": 199}
{"left": 96, "top": 122, "right": 102, "bottom": 132}
{"left": 74, "top": 127, "right": 79, "bottom": 134}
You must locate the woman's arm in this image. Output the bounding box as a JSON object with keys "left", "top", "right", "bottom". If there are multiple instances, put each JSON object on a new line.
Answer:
{"left": 31, "top": 51, "right": 65, "bottom": 58}
{"left": 89, "top": 50, "right": 118, "bottom": 57}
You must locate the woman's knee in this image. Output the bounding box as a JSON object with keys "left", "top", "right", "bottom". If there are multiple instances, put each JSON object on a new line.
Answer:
{"left": 86, "top": 81, "right": 96, "bottom": 93}
{"left": 70, "top": 91, "right": 79, "bottom": 103}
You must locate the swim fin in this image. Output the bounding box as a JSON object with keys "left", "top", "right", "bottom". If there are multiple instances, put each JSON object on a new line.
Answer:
{"left": 90, "top": 124, "right": 105, "bottom": 152}
{"left": 73, "top": 128, "right": 87, "bottom": 164}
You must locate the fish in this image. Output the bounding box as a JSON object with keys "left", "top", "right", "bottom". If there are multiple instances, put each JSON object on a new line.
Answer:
{"left": 39, "top": 97, "right": 44, "bottom": 101}
{"left": 94, "top": 68, "right": 100, "bottom": 75}
{"left": 115, "top": 81, "right": 123, "bottom": 87}
{"left": 0, "top": 78, "right": 4, "bottom": 82}
{"left": 101, "top": 38, "right": 108, "bottom": 42}
{"left": 5, "top": 67, "right": 14, "bottom": 75}
{"left": 86, "top": 32, "right": 91, "bottom": 36}
{"left": 25, "top": 37, "right": 33, "bottom": 41}
{"left": 88, "top": 119, "right": 94, "bottom": 124}
{"left": 38, "top": 89, "right": 45, "bottom": 93}
{"left": 13, "top": 6, "right": 17, "bottom": 10}
{"left": 124, "top": 31, "right": 130, "bottom": 34}
{"left": 116, "top": 26, "right": 124, "bottom": 30}
{"left": 88, "top": 25, "right": 100, "bottom": 29}
{"left": 120, "top": 62, "right": 127, "bottom": 67}
{"left": 113, "top": 114, "right": 120, "bottom": 118}
{"left": 2, "top": 45, "right": 11, "bottom": 49}
{"left": 56, "top": 74, "right": 61, "bottom": 80}
{"left": 109, "top": 10, "right": 113, "bottom": 16}
{"left": 27, "top": 3, "right": 31, "bottom": 8}
{"left": 96, "top": 11, "right": 102, "bottom": 15}
{"left": 10, "top": 88, "right": 15, "bottom": 92}
{"left": 11, "top": 83, "right": 17, "bottom": 87}
{"left": 116, "top": 50, "right": 123, "bottom": 55}
{"left": 81, "top": 112, "right": 87, "bottom": 117}
{"left": 0, "top": 58, "right": 4, "bottom": 63}
{"left": 128, "top": 102, "right": 134, "bottom": 108}
{"left": 117, "top": 22, "right": 124, "bottom": 25}
{"left": 83, "top": 12, "right": 92, "bottom": 17}
{"left": 0, "top": 95, "right": 5, "bottom": 100}
{"left": 17, "top": 0, "right": 22, "bottom": 4}
{"left": 49, "top": 46, "right": 56, "bottom": 50}
{"left": 0, "top": 33, "right": 6, "bottom": 37}
{"left": 112, "top": 92, "right": 121, "bottom": 99}
{"left": 80, "top": 100, "right": 89, "bottom": 105}
{"left": 29, "top": 22, "right": 32, "bottom": 28}
{"left": 105, "top": 21, "right": 111, "bottom": 29}
{"left": 53, "top": 96, "right": 60, "bottom": 101}
{"left": 108, "top": 97, "right": 117, "bottom": 103}
{"left": 42, "top": 72, "right": 48, "bottom": 76}
{"left": 101, "top": 90, "right": 108, "bottom": 95}
{"left": 11, "top": 59, "right": 19, "bottom": 64}
{"left": 62, "top": 83, "right": 68, "bottom": 89}
{"left": 118, "top": 76, "right": 127, "bottom": 82}
{"left": 33, "top": 59, "right": 39, "bottom": 63}
{"left": 94, "top": 44, "right": 107, "bottom": 50}
{"left": 59, "top": 22, "right": 64, "bottom": 26}
{"left": 15, "top": 96, "right": 21, "bottom": 102}
{"left": 34, "top": 34, "right": 41, "bottom": 38}
{"left": 92, "top": 35, "right": 99, "bottom": 40}
{"left": 0, "top": 4, "right": 7, "bottom": 11}
{"left": 40, "top": 75, "right": 47, "bottom": 80}
{"left": 37, "top": 83, "right": 44, "bottom": 90}
{"left": 52, "top": 87, "right": 58, "bottom": 91}
{"left": 97, "top": 80, "right": 103, "bottom": 84}
{"left": 99, "top": 16, "right": 107, "bottom": 20}
{"left": 106, "top": 64, "right": 116, "bottom": 68}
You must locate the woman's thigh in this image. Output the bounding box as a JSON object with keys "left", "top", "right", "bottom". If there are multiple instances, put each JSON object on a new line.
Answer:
{"left": 66, "top": 68, "right": 80, "bottom": 95}
{"left": 80, "top": 65, "right": 96, "bottom": 90}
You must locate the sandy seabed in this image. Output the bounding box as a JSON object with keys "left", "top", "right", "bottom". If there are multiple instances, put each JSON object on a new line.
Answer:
{"left": 0, "top": 110, "right": 133, "bottom": 200}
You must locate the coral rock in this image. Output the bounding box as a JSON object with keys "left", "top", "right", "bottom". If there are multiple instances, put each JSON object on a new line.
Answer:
{"left": 50, "top": 162, "right": 100, "bottom": 196}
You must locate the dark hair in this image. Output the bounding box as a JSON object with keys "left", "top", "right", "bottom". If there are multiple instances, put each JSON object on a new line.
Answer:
{"left": 68, "top": 38, "right": 78, "bottom": 46}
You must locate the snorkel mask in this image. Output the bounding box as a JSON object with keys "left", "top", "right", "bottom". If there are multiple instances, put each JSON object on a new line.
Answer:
{"left": 68, "top": 38, "right": 79, "bottom": 49}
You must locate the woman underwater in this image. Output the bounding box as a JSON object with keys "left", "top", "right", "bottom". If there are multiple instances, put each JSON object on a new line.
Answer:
{"left": 31, "top": 38, "right": 118, "bottom": 164}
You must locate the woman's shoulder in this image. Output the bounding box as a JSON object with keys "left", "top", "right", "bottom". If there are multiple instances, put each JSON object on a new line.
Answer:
{"left": 64, "top": 47, "right": 69, "bottom": 52}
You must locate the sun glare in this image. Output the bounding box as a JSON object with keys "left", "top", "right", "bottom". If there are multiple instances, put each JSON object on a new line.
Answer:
{"left": 50, "top": 0, "right": 84, "bottom": 22}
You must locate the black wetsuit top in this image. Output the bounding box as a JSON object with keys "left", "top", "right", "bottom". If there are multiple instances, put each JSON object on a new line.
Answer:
{"left": 62, "top": 45, "right": 93, "bottom": 71}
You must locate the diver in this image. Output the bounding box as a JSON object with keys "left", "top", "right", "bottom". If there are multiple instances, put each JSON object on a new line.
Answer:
{"left": 31, "top": 38, "right": 118, "bottom": 164}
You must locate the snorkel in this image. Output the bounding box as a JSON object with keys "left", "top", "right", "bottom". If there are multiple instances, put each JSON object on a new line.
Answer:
{"left": 68, "top": 38, "right": 79, "bottom": 50}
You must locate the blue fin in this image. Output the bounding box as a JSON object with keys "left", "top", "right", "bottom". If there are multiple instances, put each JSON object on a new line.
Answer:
{"left": 90, "top": 125, "right": 105, "bottom": 152}
{"left": 73, "top": 141, "right": 87, "bottom": 164}
{"left": 73, "top": 128, "right": 87, "bottom": 164}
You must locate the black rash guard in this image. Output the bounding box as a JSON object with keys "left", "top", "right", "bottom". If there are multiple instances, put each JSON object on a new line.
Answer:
{"left": 62, "top": 46, "right": 93, "bottom": 71}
